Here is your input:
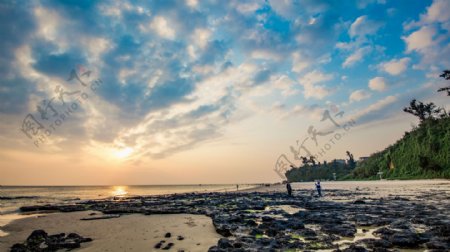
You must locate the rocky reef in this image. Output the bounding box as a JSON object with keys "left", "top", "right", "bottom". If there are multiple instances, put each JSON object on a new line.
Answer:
{"left": 18, "top": 188, "right": 450, "bottom": 251}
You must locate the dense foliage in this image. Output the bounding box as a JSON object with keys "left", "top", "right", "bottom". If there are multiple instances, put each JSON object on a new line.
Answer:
{"left": 286, "top": 159, "right": 355, "bottom": 182}
{"left": 352, "top": 117, "right": 450, "bottom": 179}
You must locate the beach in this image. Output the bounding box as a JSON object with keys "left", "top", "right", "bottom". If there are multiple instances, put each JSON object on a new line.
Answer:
{"left": 1, "top": 180, "right": 449, "bottom": 251}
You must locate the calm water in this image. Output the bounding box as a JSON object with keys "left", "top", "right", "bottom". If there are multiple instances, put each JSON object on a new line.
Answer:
{"left": 0, "top": 184, "right": 258, "bottom": 214}
{"left": 0, "top": 184, "right": 258, "bottom": 235}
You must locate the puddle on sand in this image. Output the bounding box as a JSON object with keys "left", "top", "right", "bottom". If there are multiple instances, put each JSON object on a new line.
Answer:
{"left": 0, "top": 213, "right": 45, "bottom": 237}
{"left": 334, "top": 226, "right": 378, "bottom": 246}
{"left": 267, "top": 205, "right": 306, "bottom": 215}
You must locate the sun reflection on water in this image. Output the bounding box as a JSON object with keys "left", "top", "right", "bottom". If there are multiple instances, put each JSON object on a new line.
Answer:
{"left": 111, "top": 186, "right": 128, "bottom": 197}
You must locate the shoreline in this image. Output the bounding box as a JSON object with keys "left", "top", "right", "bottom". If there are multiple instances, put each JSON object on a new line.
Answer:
{"left": 1, "top": 179, "right": 449, "bottom": 251}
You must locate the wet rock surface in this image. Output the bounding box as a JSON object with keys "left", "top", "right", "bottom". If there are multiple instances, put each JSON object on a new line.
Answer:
{"left": 10, "top": 230, "right": 92, "bottom": 252}
{"left": 17, "top": 188, "right": 450, "bottom": 251}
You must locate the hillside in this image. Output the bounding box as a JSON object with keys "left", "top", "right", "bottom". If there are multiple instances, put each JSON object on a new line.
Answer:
{"left": 352, "top": 117, "right": 450, "bottom": 179}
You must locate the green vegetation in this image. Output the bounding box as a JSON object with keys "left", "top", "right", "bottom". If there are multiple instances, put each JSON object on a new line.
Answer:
{"left": 352, "top": 117, "right": 450, "bottom": 179}
{"left": 286, "top": 70, "right": 450, "bottom": 181}
{"left": 286, "top": 158, "right": 355, "bottom": 182}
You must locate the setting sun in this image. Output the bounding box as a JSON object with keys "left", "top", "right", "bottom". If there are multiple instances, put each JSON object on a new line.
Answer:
{"left": 113, "top": 147, "right": 134, "bottom": 160}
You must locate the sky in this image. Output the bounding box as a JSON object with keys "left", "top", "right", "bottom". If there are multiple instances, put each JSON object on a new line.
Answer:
{"left": 0, "top": 0, "right": 449, "bottom": 185}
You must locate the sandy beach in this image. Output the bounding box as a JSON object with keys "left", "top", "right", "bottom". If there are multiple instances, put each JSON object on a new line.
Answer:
{"left": 0, "top": 211, "right": 221, "bottom": 251}
{"left": 1, "top": 179, "right": 449, "bottom": 251}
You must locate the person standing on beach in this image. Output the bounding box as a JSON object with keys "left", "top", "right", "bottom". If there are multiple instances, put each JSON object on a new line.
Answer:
{"left": 236, "top": 184, "right": 239, "bottom": 191}
{"left": 286, "top": 181, "right": 292, "bottom": 196}
{"left": 315, "top": 180, "right": 322, "bottom": 197}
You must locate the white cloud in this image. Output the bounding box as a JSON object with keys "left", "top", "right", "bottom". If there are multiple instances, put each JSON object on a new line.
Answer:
{"left": 342, "top": 46, "right": 371, "bottom": 68}
{"left": 191, "top": 28, "right": 212, "bottom": 49}
{"left": 150, "top": 16, "right": 176, "bottom": 40}
{"left": 271, "top": 75, "right": 298, "bottom": 96}
{"left": 268, "top": 0, "right": 295, "bottom": 19}
{"left": 423, "top": 0, "right": 450, "bottom": 23}
{"left": 352, "top": 95, "right": 398, "bottom": 121}
{"left": 380, "top": 58, "right": 410, "bottom": 75}
{"left": 368, "top": 77, "right": 387, "bottom": 91}
{"left": 349, "top": 16, "right": 382, "bottom": 38}
{"left": 299, "top": 70, "right": 333, "bottom": 99}
{"left": 291, "top": 52, "right": 311, "bottom": 73}
{"left": 234, "top": 1, "right": 262, "bottom": 14}
{"left": 185, "top": 0, "right": 198, "bottom": 8}
{"left": 349, "top": 89, "right": 371, "bottom": 102}
{"left": 403, "top": 26, "right": 436, "bottom": 52}
{"left": 251, "top": 49, "right": 282, "bottom": 61}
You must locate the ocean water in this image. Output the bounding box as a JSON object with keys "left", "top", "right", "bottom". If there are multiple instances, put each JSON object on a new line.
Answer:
{"left": 0, "top": 184, "right": 258, "bottom": 236}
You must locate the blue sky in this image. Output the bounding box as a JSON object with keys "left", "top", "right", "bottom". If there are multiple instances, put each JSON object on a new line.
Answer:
{"left": 0, "top": 0, "right": 449, "bottom": 184}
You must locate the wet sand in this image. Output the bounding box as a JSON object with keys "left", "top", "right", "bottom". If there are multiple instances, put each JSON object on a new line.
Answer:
{"left": 0, "top": 211, "right": 221, "bottom": 251}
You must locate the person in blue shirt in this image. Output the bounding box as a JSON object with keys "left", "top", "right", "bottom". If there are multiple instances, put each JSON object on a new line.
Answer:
{"left": 315, "top": 180, "right": 322, "bottom": 197}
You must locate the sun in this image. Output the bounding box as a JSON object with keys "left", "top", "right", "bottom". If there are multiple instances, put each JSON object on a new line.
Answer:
{"left": 113, "top": 147, "right": 134, "bottom": 159}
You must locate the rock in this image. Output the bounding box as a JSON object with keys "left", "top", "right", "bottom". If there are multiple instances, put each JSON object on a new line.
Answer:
{"left": 177, "top": 235, "right": 184, "bottom": 240}
{"left": 165, "top": 232, "right": 172, "bottom": 238}
{"left": 214, "top": 224, "right": 233, "bottom": 237}
{"left": 162, "top": 242, "right": 174, "bottom": 250}
{"left": 218, "top": 238, "right": 232, "bottom": 249}
{"left": 343, "top": 244, "right": 368, "bottom": 252}
{"left": 353, "top": 199, "right": 366, "bottom": 204}
{"left": 426, "top": 239, "right": 449, "bottom": 250}
{"left": 154, "top": 241, "right": 164, "bottom": 249}
{"left": 26, "top": 230, "right": 48, "bottom": 246}
{"left": 322, "top": 223, "right": 356, "bottom": 237}
{"left": 10, "top": 243, "right": 28, "bottom": 252}
{"left": 389, "top": 232, "right": 421, "bottom": 248}
{"left": 80, "top": 214, "right": 121, "bottom": 220}
{"left": 12, "top": 230, "right": 92, "bottom": 252}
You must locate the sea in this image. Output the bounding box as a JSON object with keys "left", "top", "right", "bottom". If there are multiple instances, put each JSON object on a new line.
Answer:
{"left": 0, "top": 184, "right": 258, "bottom": 236}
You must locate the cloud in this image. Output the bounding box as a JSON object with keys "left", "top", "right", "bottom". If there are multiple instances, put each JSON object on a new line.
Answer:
{"left": 379, "top": 57, "right": 410, "bottom": 75}
{"left": 291, "top": 51, "right": 311, "bottom": 73}
{"left": 342, "top": 46, "right": 371, "bottom": 68}
{"left": 368, "top": 77, "right": 387, "bottom": 91}
{"left": 349, "top": 16, "right": 382, "bottom": 38}
{"left": 271, "top": 75, "right": 298, "bottom": 96}
{"left": 352, "top": 95, "right": 398, "bottom": 123}
{"left": 403, "top": 26, "right": 436, "bottom": 53}
{"left": 150, "top": 16, "right": 176, "bottom": 40}
{"left": 191, "top": 28, "right": 212, "bottom": 49}
{"left": 349, "top": 89, "right": 371, "bottom": 102}
{"left": 356, "top": 0, "right": 386, "bottom": 9}
{"left": 251, "top": 49, "right": 282, "bottom": 61}
{"left": 423, "top": 0, "right": 450, "bottom": 23}
{"left": 299, "top": 70, "right": 333, "bottom": 99}
{"left": 405, "top": 0, "right": 450, "bottom": 30}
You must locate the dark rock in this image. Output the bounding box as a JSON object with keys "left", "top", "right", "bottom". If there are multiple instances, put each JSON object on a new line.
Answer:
{"left": 353, "top": 199, "right": 366, "bottom": 204}
{"left": 154, "top": 241, "right": 163, "bottom": 249}
{"left": 162, "top": 242, "right": 174, "bottom": 250}
{"left": 177, "top": 235, "right": 184, "bottom": 240}
{"left": 426, "top": 239, "right": 449, "bottom": 250}
{"left": 165, "top": 232, "right": 172, "bottom": 238}
{"left": 218, "top": 238, "right": 232, "bottom": 249}
{"left": 343, "top": 244, "right": 368, "bottom": 252}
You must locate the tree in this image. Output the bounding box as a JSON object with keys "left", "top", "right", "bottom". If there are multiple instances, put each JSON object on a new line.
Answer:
{"left": 346, "top": 151, "right": 356, "bottom": 169}
{"left": 438, "top": 70, "right": 450, "bottom": 96}
{"left": 403, "top": 99, "right": 445, "bottom": 122}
